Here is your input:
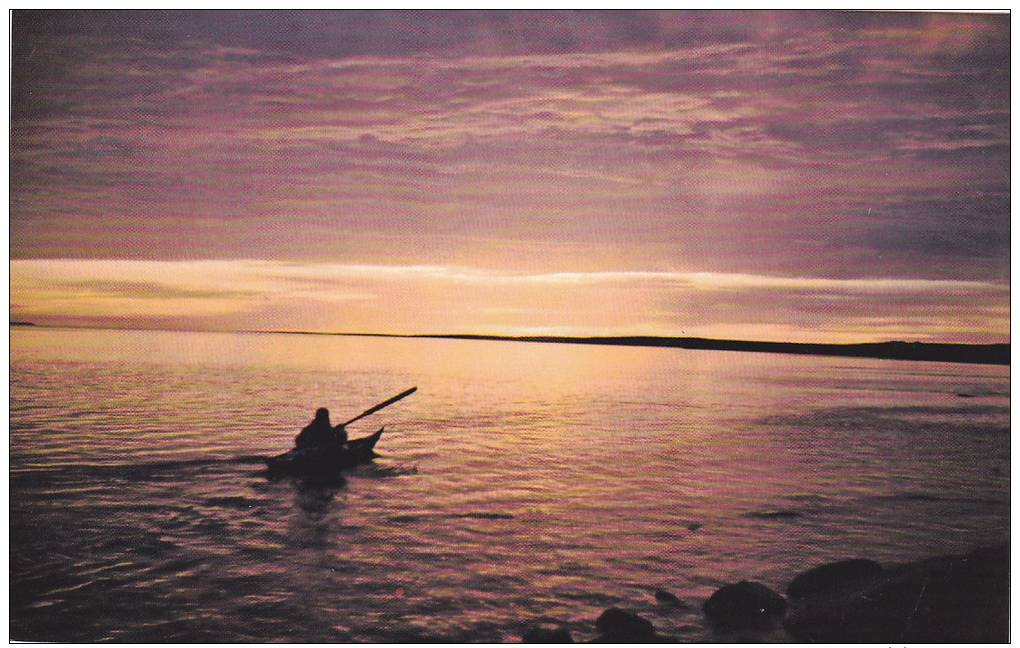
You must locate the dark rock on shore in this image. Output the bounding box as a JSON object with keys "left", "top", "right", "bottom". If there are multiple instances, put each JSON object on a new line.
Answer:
{"left": 519, "top": 544, "right": 1007, "bottom": 643}
{"left": 703, "top": 581, "right": 787, "bottom": 629}
{"left": 784, "top": 544, "right": 1009, "bottom": 643}
{"left": 594, "top": 608, "right": 656, "bottom": 642}
{"left": 786, "top": 558, "right": 882, "bottom": 600}
{"left": 522, "top": 625, "right": 573, "bottom": 643}
{"left": 654, "top": 589, "right": 684, "bottom": 607}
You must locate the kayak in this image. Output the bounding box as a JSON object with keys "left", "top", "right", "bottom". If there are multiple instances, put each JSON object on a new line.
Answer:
{"left": 265, "top": 427, "right": 384, "bottom": 477}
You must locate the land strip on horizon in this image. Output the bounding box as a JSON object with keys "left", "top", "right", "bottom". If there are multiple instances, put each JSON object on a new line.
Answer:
{"left": 11, "top": 322, "right": 1010, "bottom": 366}
{"left": 261, "top": 331, "right": 1011, "bottom": 366}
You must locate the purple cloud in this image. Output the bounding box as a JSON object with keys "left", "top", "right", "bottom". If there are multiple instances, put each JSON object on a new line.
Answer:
{"left": 9, "top": 11, "right": 1010, "bottom": 341}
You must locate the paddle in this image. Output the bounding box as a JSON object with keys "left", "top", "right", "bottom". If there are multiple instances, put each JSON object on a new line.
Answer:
{"left": 341, "top": 387, "right": 417, "bottom": 427}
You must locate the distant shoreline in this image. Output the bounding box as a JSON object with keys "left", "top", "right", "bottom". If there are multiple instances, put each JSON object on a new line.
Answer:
{"left": 264, "top": 331, "right": 1010, "bottom": 366}
{"left": 12, "top": 323, "right": 1010, "bottom": 365}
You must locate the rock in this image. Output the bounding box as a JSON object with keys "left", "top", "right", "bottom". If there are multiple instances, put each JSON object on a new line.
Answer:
{"left": 654, "top": 589, "right": 684, "bottom": 607}
{"left": 784, "top": 544, "right": 1008, "bottom": 643}
{"left": 594, "top": 608, "right": 656, "bottom": 641}
{"left": 703, "top": 581, "right": 787, "bottom": 629}
{"left": 786, "top": 559, "right": 882, "bottom": 600}
{"left": 522, "top": 625, "right": 573, "bottom": 643}
{"left": 744, "top": 509, "right": 802, "bottom": 520}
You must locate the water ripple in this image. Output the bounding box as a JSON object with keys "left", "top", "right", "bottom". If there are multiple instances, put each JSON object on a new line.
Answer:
{"left": 10, "top": 329, "right": 1011, "bottom": 642}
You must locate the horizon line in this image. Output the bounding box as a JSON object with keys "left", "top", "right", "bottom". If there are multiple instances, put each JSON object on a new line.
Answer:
{"left": 254, "top": 330, "right": 1010, "bottom": 365}
{"left": 12, "top": 322, "right": 1009, "bottom": 366}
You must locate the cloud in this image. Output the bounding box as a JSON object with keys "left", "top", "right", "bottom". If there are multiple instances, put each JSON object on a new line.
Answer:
{"left": 9, "top": 10, "right": 1010, "bottom": 331}
{"left": 10, "top": 259, "right": 1008, "bottom": 343}
{"left": 54, "top": 278, "right": 259, "bottom": 300}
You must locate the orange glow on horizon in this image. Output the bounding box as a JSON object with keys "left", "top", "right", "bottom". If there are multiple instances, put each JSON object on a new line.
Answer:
{"left": 9, "top": 259, "right": 1009, "bottom": 345}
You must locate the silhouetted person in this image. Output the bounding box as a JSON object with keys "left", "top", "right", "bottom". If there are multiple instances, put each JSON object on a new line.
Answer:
{"left": 295, "top": 407, "right": 348, "bottom": 451}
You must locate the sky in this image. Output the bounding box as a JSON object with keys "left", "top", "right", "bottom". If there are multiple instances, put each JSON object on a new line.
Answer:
{"left": 9, "top": 10, "right": 1010, "bottom": 342}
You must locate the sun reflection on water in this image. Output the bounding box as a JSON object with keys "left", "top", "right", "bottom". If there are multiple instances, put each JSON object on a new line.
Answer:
{"left": 10, "top": 327, "right": 1010, "bottom": 642}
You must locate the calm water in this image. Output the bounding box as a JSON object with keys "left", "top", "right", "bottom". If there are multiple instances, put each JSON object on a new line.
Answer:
{"left": 10, "top": 328, "right": 1010, "bottom": 642}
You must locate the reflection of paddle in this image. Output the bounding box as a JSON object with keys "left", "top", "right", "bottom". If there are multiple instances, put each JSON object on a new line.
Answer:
{"left": 341, "top": 387, "right": 417, "bottom": 427}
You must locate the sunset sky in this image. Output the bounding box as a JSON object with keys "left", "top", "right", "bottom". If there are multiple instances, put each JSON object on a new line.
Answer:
{"left": 10, "top": 11, "right": 1010, "bottom": 342}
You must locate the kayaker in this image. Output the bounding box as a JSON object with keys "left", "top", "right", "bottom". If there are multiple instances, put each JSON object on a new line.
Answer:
{"left": 295, "top": 408, "right": 348, "bottom": 450}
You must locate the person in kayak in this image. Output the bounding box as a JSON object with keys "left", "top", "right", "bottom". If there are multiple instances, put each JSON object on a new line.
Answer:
{"left": 295, "top": 408, "right": 348, "bottom": 450}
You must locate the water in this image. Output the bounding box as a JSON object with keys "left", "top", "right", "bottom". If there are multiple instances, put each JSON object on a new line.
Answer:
{"left": 10, "top": 327, "right": 1010, "bottom": 642}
